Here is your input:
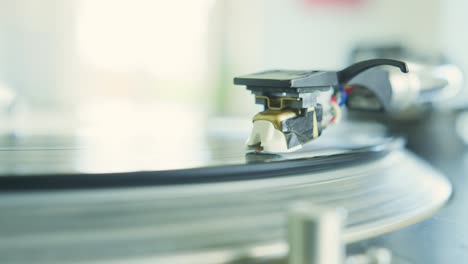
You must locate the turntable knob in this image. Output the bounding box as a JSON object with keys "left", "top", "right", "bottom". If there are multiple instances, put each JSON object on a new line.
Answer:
{"left": 288, "top": 202, "right": 347, "bottom": 264}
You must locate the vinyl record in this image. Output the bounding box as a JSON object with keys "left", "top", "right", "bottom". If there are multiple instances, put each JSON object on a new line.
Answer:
{"left": 0, "top": 121, "right": 451, "bottom": 263}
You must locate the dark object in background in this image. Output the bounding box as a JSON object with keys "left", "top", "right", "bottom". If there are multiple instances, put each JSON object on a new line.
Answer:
{"left": 346, "top": 45, "right": 465, "bottom": 153}
{"left": 347, "top": 44, "right": 468, "bottom": 264}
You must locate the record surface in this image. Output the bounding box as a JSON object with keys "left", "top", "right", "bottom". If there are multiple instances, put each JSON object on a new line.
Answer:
{"left": 0, "top": 120, "right": 452, "bottom": 263}
{"left": 0, "top": 120, "right": 398, "bottom": 190}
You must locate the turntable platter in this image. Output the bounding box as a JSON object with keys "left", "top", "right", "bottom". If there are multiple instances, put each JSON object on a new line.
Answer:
{"left": 0, "top": 120, "right": 451, "bottom": 263}
{"left": 0, "top": 118, "right": 451, "bottom": 263}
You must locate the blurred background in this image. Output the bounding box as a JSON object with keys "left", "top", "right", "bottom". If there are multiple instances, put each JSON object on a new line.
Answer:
{"left": 0, "top": 0, "right": 467, "bottom": 120}
{"left": 1, "top": 0, "right": 468, "bottom": 159}
{"left": 2, "top": 1, "right": 468, "bottom": 263}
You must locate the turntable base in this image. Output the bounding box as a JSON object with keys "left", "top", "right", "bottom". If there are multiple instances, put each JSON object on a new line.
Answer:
{"left": 0, "top": 144, "right": 451, "bottom": 263}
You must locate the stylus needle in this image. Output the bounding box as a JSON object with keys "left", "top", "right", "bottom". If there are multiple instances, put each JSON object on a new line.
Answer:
{"left": 255, "top": 146, "right": 264, "bottom": 153}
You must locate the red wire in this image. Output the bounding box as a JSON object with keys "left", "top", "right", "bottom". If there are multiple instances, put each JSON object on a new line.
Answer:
{"left": 344, "top": 85, "right": 354, "bottom": 95}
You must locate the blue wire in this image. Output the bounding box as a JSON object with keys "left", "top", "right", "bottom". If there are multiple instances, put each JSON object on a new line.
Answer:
{"left": 339, "top": 85, "right": 347, "bottom": 106}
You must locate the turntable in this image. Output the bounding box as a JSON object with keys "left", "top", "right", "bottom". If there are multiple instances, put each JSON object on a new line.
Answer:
{"left": 0, "top": 116, "right": 451, "bottom": 263}
{"left": 1, "top": 57, "right": 464, "bottom": 264}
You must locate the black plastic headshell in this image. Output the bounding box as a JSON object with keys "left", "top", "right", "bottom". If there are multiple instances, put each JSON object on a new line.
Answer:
{"left": 234, "top": 58, "right": 408, "bottom": 92}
